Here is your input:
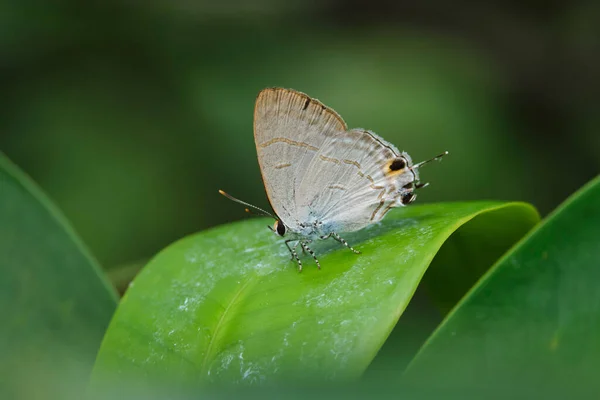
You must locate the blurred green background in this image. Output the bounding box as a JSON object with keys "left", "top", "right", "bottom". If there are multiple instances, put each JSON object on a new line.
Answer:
{"left": 1, "top": 0, "right": 598, "bottom": 271}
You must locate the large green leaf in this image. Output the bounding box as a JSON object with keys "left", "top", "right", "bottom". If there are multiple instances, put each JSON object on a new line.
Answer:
{"left": 406, "top": 175, "right": 600, "bottom": 396}
{"left": 90, "top": 200, "right": 538, "bottom": 392}
{"left": 0, "top": 153, "right": 118, "bottom": 399}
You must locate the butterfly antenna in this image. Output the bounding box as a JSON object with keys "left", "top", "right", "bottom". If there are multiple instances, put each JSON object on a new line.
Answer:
{"left": 411, "top": 151, "right": 449, "bottom": 170}
{"left": 411, "top": 151, "right": 448, "bottom": 190}
{"left": 218, "top": 190, "right": 275, "bottom": 219}
{"left": 244, "top": 208, "right": 266, "bottom": 217}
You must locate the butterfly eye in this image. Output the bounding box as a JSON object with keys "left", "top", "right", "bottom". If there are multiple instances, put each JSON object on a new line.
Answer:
{"left": 275, "top": 220, "right": 286, "bottom": 236}
{"left": 401, "top": 192, "right": 416, "bottom": 205}
{"left": 389, "top": 158, "right": 406, "bottom": 171}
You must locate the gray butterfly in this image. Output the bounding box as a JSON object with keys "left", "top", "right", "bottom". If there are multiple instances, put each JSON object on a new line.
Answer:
{"left": 221, "top": 88, "right": 447, "bottom": 271}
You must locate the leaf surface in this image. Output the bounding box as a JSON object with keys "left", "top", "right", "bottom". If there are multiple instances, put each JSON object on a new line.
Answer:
{"left": 0, "top": 153, "right": 117, "bottom": 399}
{"left": 91, "top": 201, "right": 538, "bottom": 390}
{"left": 406, "top": 176, "right": 600, "bottom": 397}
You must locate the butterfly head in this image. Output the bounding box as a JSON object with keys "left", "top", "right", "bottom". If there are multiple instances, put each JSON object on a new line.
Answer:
{"left": 272, "top": 220, "right": 286, "bottom": 236}
{"left": 387, "top": 151, "right": 448, "bottom": 206}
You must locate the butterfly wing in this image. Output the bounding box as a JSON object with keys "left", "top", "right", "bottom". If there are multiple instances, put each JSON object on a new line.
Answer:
{"left": 296, "top": 129, "right": 417, "bottom": 233}
{"left": 254, "top": 88, "right": 347, "bottom": 229}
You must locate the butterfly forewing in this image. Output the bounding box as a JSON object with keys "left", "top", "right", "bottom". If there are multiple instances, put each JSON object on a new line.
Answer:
{"left": 254, "top": 88, "right": 347, "bottom": 229}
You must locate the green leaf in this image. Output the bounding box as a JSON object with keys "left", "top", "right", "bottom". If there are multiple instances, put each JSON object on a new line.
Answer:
{"left": 90, "top": 201, "right": 538, "bottom": 391}
{"left": 0, "top": 153, "right": 118, "bottom": 400}
{"left": 366, "top": 203, "right": 542, "bottom": 377}
{"left": 405, "top": 176, "right": 600, "bottom": 396}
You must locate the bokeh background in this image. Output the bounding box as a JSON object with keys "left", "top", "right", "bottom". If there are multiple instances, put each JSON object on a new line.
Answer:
{"left": 1, "top": 0, "right": 598, "bottom": 273}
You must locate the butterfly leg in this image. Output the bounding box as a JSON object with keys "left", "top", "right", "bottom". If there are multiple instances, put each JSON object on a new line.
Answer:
{"left": 300, "top": 241, "right": 321, "bottom": 270}
{"left": 320, "top": 232, "right": 361, "bottom": 254}
{"left": 285, "top": 240, "right": 303, "bottom": 272}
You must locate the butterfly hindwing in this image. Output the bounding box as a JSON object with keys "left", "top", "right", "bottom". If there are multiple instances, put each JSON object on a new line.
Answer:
{"left": 296, "top": 129, "right": 415, "bottom": 233}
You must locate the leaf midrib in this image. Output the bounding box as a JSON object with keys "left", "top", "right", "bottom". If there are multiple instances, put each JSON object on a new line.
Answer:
{"left": 200, "top": 277, "right": 255, "bottom": 377}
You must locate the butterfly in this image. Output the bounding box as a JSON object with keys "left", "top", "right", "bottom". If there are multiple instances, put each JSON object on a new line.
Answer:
{"left": 220, "top": 88, "right": 447, "bottom": 271}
